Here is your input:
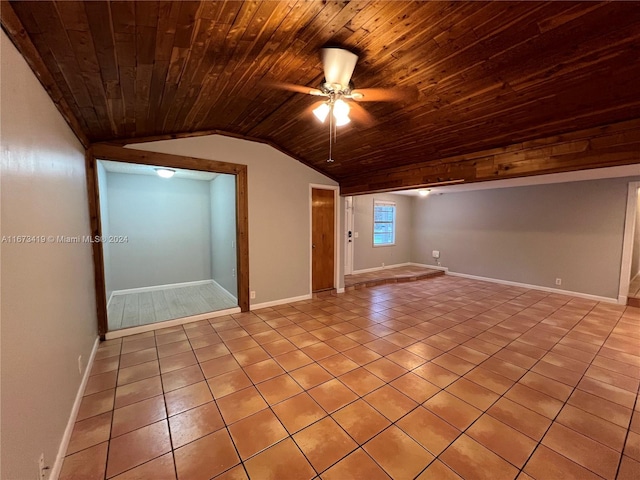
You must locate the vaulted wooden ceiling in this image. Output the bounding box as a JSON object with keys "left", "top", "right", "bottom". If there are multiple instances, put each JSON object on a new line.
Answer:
{"left": 3, "top": 1, "right": 640, "bottom": 191}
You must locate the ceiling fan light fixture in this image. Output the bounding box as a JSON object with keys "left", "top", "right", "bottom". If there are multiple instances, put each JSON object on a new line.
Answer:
{"left": 418, "top": 189, "right": 430, "bottom": 197}
{"left": 333, "top": 98, "right": 350, "bottom": 116}
{"left": 333, "top": 98, "right": 351, "bottom": 126}
{"left": 313, "top": 102, "right": 331, "bottom": 123}
{"left": 334, "top": 113, "right": 351, "bottom": 126}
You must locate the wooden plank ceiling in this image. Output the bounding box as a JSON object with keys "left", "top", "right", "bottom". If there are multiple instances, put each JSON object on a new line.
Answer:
{"left": 3, "top": 1, "right": 640, "bottom": 190}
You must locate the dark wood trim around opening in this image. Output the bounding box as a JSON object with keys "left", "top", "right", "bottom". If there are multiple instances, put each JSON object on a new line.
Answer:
{"left": 85, "top": 150, "right": 109, "bottom": 337}
{"left": 87, "top": 144, "right": 250, "bottom": 337}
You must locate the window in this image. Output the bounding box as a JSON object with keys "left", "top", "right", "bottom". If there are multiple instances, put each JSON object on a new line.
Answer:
{"left": 373, "top": 200, "right": 396, "bottom": 246}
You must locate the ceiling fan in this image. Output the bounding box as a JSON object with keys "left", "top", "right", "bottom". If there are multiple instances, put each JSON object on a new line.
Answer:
{"left": 274, "top": 47, "right": 411, "bottom": 162}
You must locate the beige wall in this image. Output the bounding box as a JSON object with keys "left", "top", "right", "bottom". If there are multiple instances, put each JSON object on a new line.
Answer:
{"left": 127, "top": 137, "right": 338, "bottom": 304}
{"left": 1, "top": 31, "right": 98, "bottom": 479}
{"left": 352, "top": 193, "right": 413, "bottom": 271}
{"left": 412, "top": 177, "right": 640, "bottom": 300}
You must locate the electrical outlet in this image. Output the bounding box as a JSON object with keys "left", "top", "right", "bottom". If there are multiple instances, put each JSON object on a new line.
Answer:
{"left": 432, "top": 250, "right": 440, "bottom": 259}
{"left": 382, "top": 262, "right": 385, "bottom": 267}
{"left": 232, "top": 268, "right": 236, "bottom": 277}
{"left": 38, "top": 453, "right": 47, "bottom": 480}
{"left": 250, "top": 291, "right": 256, "bottom": 299}
{"left": 77, "top": 355, "right": 83, "bottom": 375}
{"left": 555, "top": 278, "right": 562, "bottom": 286}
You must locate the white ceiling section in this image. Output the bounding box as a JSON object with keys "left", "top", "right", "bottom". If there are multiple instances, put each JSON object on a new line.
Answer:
{"left": 99, "top": 159, "right": 220, "bottom": 181}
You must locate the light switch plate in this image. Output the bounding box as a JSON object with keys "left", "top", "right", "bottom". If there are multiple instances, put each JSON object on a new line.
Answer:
{"left": 432, "top": 250, "right": 440, "bottom": 259}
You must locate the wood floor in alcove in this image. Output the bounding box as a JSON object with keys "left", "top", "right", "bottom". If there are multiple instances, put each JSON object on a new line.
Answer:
{"left": 108, "top": 283, "right": 237, "bottom": 331}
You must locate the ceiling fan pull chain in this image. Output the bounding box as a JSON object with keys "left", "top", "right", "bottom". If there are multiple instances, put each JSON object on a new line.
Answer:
{"left": 328, "top": 105, "right": 334, "bottom": 162}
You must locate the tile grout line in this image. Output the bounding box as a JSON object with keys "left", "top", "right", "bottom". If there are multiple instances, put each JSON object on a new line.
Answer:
{"left": 419, "top": 293, "right": 635, "bottom": 475}
{"left": 408, "top": 288, "right": 585, "bottom": 478}
{"left": 235, "top": 292, "right": 621, "bottom": 478}
{"left": 282, "top": 285, "right": 570, "bottom": 477}
{"left": 610, "top": 310, "right": 640, "bottom": 480}
{"left": 67, "top": 277, "right": 639, "bottom": 480}
{"left": 518, "top": 302, "right": 629, "bottom": 480}
{"left": 180, "top": 284, "right": 597, "bottom": 477}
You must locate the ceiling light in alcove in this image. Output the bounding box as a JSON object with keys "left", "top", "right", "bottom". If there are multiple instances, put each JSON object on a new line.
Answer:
{"left": 155, "top": 168, "right": 175, "bottom": 179}
{"left": 419, "top": 189, "right": 430, "bottom": 197}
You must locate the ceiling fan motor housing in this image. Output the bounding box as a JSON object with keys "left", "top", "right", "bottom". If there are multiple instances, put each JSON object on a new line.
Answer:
{"left": 321, "top": 47, "right": 359, "bottom": 93}
{"left": 320, "top": 80, "right": 355, "bottom": 96}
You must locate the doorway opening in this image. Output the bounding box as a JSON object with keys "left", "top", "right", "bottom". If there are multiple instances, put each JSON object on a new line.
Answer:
{"left": 97, "top": 160, "right": 238, "bottom": 331}
{"left": 344, "top": 196, "right": 354, "bottom": 275}
{"left": 86, "top": 145, "right": 249, "bottom": 338}
{"left": 620, "top": 182, "right": 640, "bottom": 306}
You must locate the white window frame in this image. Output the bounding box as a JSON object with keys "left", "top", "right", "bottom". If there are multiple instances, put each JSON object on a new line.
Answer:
{"left": 373, "top": 200, "right": 396, "bottom": 247}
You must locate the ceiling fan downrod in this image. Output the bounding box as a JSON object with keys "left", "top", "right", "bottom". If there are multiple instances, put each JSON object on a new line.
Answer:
{"left": 327, "top": 103, "right": 334, "bottom": 163}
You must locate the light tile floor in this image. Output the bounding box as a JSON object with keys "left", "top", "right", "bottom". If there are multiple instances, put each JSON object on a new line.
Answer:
{"left": 61, "top": 276, "right": 640, "bottom": 480}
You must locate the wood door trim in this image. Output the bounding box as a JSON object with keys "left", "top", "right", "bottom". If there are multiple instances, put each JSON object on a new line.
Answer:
{"left": 86, "top": 144, "right": 250, "bottom": 337}
{"left": 85, "top": 150, "right": 108, "bottom": 337}
{"left": 309, "top": 184, "right": 340, "bottom": 294}
{"left": 618, "top": 181, "right": 640, "bottom": 304}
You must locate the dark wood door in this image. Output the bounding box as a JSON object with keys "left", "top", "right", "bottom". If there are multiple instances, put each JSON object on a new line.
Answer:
{"left": 312, "top": 188, "right": 335, "bottom": 291}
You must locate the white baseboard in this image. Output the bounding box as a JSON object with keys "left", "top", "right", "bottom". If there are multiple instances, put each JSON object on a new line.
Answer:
{"left": 104, "top": 307, "right": 241, "bottom": 340}
{"left": 408, "top": 262, "right": 449, "bottom": 272}
{"left": 211, "top": 279, "right": 238, "bottom": 304}
{"left": 251, "top": 294, "right": 313, "bottom": 310}
{"left": 106, "top": 291, "right": 113, "bottom": 309}
{"left": 407, "top": 262, "right": 617, "bottom": 303}
{"left": 445, "top": 270, "right": 618, "bottom": 304}
{"left": 351, "top": 262, "right": 412, "bottom": 275}
{"left": 111, "top": 279, "right": 214, "bottom": 297}
{"left": 336, "top": 287, "right": 345, "bottom": 294}
{"left": 50, "top": 336, "right": 100, "bottom": 480}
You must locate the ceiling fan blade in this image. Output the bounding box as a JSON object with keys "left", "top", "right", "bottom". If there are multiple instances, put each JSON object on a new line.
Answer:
{"left": 322, "top": 48, "right": 358, "bottom": 88}
{"left": 269, "top": 81, "right": 324, "bottom": 96}
{"left": 349, "top": 102, "right": 377, "bottom": 127}
{"left": 350, "top": 87, "right": 418, "bottom": 102}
